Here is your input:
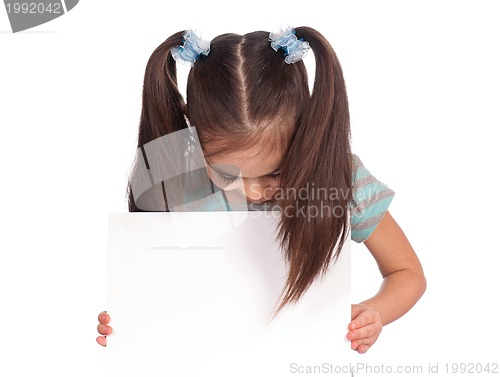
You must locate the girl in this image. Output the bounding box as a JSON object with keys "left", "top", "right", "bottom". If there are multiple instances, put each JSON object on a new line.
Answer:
{"left": 96, "top": 26, "right": 426, "bottom": 354}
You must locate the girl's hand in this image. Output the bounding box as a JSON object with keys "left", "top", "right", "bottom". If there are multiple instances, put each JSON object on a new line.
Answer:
{"left": 347, "top": 304, "right": 383, "bottom": 354}
{"left": 96, "top": 311, "right": 112, "bottom": 347}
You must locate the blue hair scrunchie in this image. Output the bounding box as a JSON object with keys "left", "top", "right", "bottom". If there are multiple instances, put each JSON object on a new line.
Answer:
{"left": 171, "top": 30, "right": 211, "bottom": 67}
{"left": 269, "top": 26, "right": 310, "bottom": 64}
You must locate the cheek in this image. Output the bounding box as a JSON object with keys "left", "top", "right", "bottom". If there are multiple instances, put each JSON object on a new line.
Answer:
{"left": 244, "top": 178, "right": 280, "bottom": 195}
{"left": 259, "top": 177, "right": 281, "bottom": 188}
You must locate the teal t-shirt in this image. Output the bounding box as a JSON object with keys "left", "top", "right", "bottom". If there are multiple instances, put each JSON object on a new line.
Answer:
{"left": 350, "top": 154, "right": 395, "bottom": 243}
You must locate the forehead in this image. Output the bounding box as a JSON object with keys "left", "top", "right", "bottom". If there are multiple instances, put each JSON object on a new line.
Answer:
{"left": 204, "top": 145, "right": 284, "bottom": 179}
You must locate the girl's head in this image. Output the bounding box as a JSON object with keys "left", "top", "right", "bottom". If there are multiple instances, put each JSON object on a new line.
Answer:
{"left": 128, "top": 26, "right": 353, "bottom": 313}
{"left": 186, "top": 30, "right": 310, "bottom": 204}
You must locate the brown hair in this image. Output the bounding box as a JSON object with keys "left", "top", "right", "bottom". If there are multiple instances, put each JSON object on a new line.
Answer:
{"left": 126, "top": 27, "right": 353, "bottom": 314}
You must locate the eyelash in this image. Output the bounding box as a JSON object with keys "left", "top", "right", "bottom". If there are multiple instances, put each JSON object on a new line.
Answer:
{"left": 216, "top": 172, "right": 237, "bottom": 185}
{"left": 216, "top": 172, "right": 281, "bottom": 184}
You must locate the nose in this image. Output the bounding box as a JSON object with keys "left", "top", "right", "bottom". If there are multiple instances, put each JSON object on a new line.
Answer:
{"left": 244, "top": 180, "right": 277, "bottom": 203}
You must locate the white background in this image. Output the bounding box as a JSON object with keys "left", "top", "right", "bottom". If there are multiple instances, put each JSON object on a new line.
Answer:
{"left": 1, "top": 1, "right": 499, "bottom": 376}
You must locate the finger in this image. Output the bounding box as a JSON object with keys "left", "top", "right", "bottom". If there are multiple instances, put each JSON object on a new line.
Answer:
{"left": 96, "top": 335, "right": 107, "bottom": 347}
{"left": 347, "top": 322, "right": 382, "bottom": 341}
{"left": 352, "top": 335, "right": 379, "bottom": 352}
{"left": 97, "top": 323, "right": 113, "bottom": 336}
{"left": 349, "top": 309, "right": 379, "bottom": 331}
{"left": 351, "top": 340, "right": 359, "bottom": 350}
{"left": 98, "top": 311, "right": 109, "bottom": 324}
{"left": 356, "top": 344, "right": 370, "bottom": 354}
{"left": 350, "top": 304, "right": 364, "bottom": 321}
{"left": 349, "top": 305, "right": 367, "bottom": 330}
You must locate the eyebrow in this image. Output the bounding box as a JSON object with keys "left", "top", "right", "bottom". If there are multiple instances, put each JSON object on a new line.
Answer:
{"left": 206, "top": 161, "right": 282, "bottom": 179}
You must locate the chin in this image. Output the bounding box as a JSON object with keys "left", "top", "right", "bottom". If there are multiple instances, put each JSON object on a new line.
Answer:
{"left": 247, "top": 199, "right": 277, "bottom": 211}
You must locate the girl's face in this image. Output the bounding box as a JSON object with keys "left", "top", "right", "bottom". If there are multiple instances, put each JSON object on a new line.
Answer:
{"left": 204, "top": 144, "right": 283, "bottom": 205}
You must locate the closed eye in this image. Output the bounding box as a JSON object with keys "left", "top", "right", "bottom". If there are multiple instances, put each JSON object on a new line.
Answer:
{"left": 216, "top": 172, "right": 238, "bottom": 185}
{"left": 269, "top": 172, "right": 281, "bottom": 180}
{"left": 216, "top": 171, "right": 280, "bottom": 184}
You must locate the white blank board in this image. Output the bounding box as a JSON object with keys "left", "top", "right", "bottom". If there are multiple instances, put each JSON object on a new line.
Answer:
{"left": 107, "top": 212, "right": 352, "bottom": 376}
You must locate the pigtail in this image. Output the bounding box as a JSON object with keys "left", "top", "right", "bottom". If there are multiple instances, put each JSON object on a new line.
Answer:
{"left": 126, "top": 31, "right": 190, "bottom": 211}
{"left": 274, "top": 27, "right": 353, "bottom": 313}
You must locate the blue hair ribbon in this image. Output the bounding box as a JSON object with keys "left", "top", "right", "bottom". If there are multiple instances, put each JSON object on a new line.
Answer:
{"left": 269, "top": 26, "right": 310, "bottom": 64}
{"left": 171, "top": 30, "right": 211, "bottom": 67}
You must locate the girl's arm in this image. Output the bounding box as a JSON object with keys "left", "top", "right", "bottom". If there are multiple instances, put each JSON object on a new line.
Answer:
{"left": 347, "top": 210, "right": 427, "bottom": 353}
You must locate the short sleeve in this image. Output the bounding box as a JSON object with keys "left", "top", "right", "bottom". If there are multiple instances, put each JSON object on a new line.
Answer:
{"left": 350, "top": 154, "right": 395, "bottom": 243}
